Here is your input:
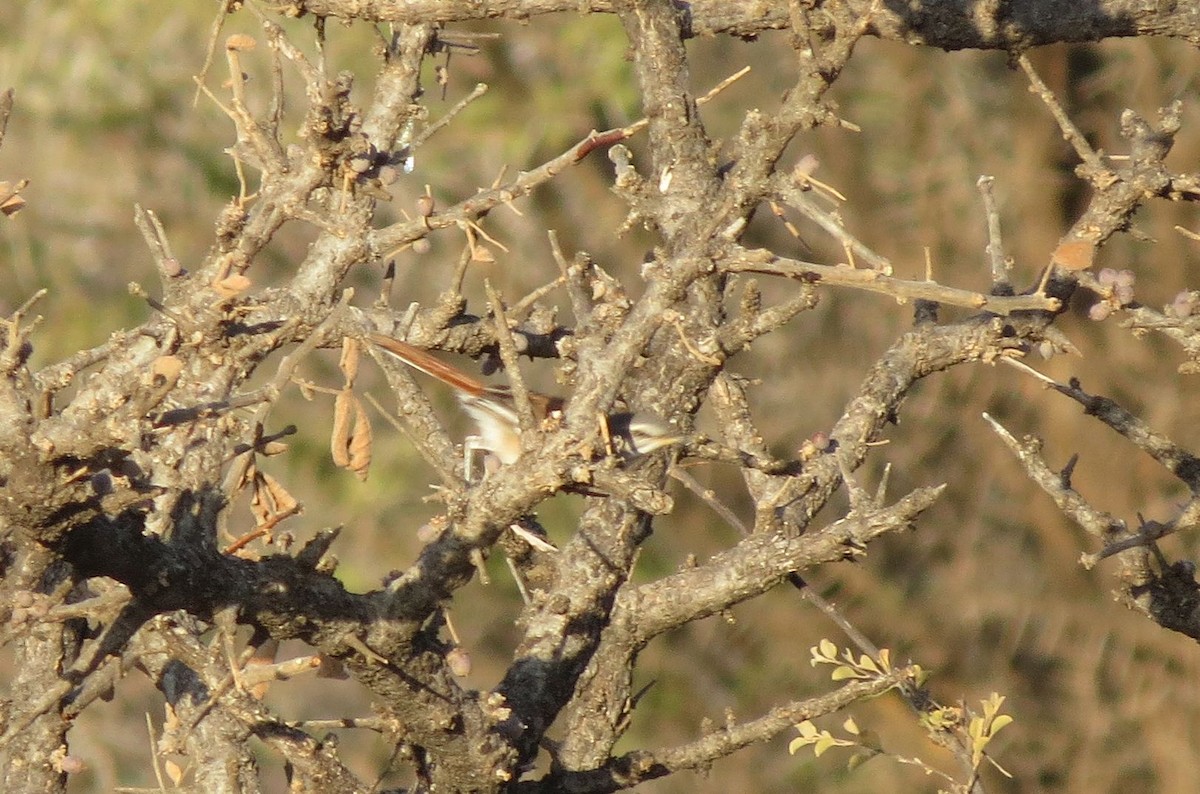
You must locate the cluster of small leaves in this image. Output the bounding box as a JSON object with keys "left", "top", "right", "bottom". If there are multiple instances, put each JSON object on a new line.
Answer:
{"left": 795, "top": 642, "right": 1013, "bottom": 791}
{"left": 917, "top": 693, "right": 1014, "bottom": 785}
{"left": 968, "top": 694, "right": 1013, "bottom": 771}
{"left": 808, "top": 638, "right": 910, "bottom": 683}
{"left": 790, "top": 716, "right": 879, "bottom": 767}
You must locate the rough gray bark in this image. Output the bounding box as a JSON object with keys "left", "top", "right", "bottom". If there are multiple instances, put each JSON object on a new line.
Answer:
{"left": 3, "top": 2, "right": 1200, "bottom": 792}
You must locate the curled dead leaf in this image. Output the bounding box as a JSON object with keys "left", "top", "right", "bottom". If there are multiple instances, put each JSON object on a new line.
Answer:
{"left": 339, "top": 336, "right": 361, "bottom": 385}
{"left": 0, "top": 180, "right": 28, "bottom": 217}
{"left": 236, "top": 460, "right": 257, "bottom": 494}
{"left": 331, "top": 388, "right": 353, "bottom": 468}
{"left": 347, "top": 396, "right": 372, "bottom": 481}
{"left": 252, "top": 470, "right": 299, "bottom": 525}
{"left": 259, "top": 440, "right": 289, "bottom": 456}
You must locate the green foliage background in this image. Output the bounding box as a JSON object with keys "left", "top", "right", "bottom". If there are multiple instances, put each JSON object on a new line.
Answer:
{"left": 4, "top": 3, "right": 1200, "bottom": 791}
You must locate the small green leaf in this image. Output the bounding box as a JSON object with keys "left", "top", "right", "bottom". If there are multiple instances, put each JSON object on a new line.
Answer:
{"left": 831, "top": 665, "right": 859, "bottom": 680}
{"left": 795, "top": 720, "right": 819, "bottom": 738}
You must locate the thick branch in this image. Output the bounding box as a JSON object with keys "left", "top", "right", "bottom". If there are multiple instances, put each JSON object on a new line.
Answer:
{"left": 629, "top": 485, "right": 945, "bottom": 646}
{"left": 292, "top": 1, "right": 1200, "bottom": 48}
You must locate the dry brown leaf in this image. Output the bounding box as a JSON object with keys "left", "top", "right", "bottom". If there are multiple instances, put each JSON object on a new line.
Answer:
{"left": 212, "top": 273, "right": 252, "bottom": 298}
{"left": 236, "top": 460, "right": 257, "bottom": 494}
{"left": 248, "top": 470, "right": 299, "bottom": 532}
{"left": 150, "top": 355, "right": 183, "bottom": 383}
{"left": 260, "top": 440, "right": 289, "bottom": 456}
{"left": 259, "top": 471, "right": 298, "bottom": 517}
{"left": 164, "top": 760, "right": 184, "bottom": 786}
{"left": 330, "top": 388, "right": 353, "bottom": 468}
{"left": 226, "top": 33, "right": 257, "bottom": 51}
{"left": 249, "top": 472, "right": 272, "bottom": 526}
{"left": 347, "top": 395, "right": 372, "bottom": 481}
{"left": 0, "top": 179, "right": 28, "bottom": 217}
{"left": 1051, "top": 238, "right": 1096, "bottom": 271}
{"left": 339, "top": 336, "right": 361, "bottom": 385}
{"left": 0, "top": 193, "right": 26, "bottom": 217}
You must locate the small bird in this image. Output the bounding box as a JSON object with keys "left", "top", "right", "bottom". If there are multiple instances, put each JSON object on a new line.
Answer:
{"left": 368, "top": 332, "right": 682, "bottom": 468}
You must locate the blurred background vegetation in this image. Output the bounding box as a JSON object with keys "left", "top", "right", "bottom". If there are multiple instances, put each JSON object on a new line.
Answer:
{"left": 3, "top": 3, "right": 1200, "bottom": 792}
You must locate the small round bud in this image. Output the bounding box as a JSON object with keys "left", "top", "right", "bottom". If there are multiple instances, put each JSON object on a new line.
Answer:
{"left": 446, "top": 647, "right": 472, "bottom": 677}
{"left": 411, "top": 238, "right": 431, "bottom": 255}
{"left": 1088, "top": 301, "right": 1114, "bottom": 321}
{"left": 416, "top": 194, "right": 435, "bottom": 217}
{"left": 1171, "top": 291, "right": 1196, "bottom": 319}
{"left": 799, "top": 431, "right": 833, "bottom": 461}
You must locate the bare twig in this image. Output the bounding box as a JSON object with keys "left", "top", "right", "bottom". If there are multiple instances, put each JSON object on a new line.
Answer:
{"left": 410, "top": 82, "right": 488, "bottom": 150}
{"left": 368, "top": 65, "right": 753, "bottom": 257}
{"left": 977, "top": 176, "right": 1011, "bottom": 292}
{"left": 724, "top": 247, "right": 1060, "bottom": 314}
{"left": 485, "top": 281, "right": 537, "bottom": 434}
{"left": 1019, "top": 55, "right": 1114, "bottom": 185}
{"left": 997, "top": 364, "right": 1200, "bottom": 492}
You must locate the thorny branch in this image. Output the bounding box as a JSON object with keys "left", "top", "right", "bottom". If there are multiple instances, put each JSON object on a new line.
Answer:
{"left": 7, "top": 2, "right": 1200, "bottom": 794}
